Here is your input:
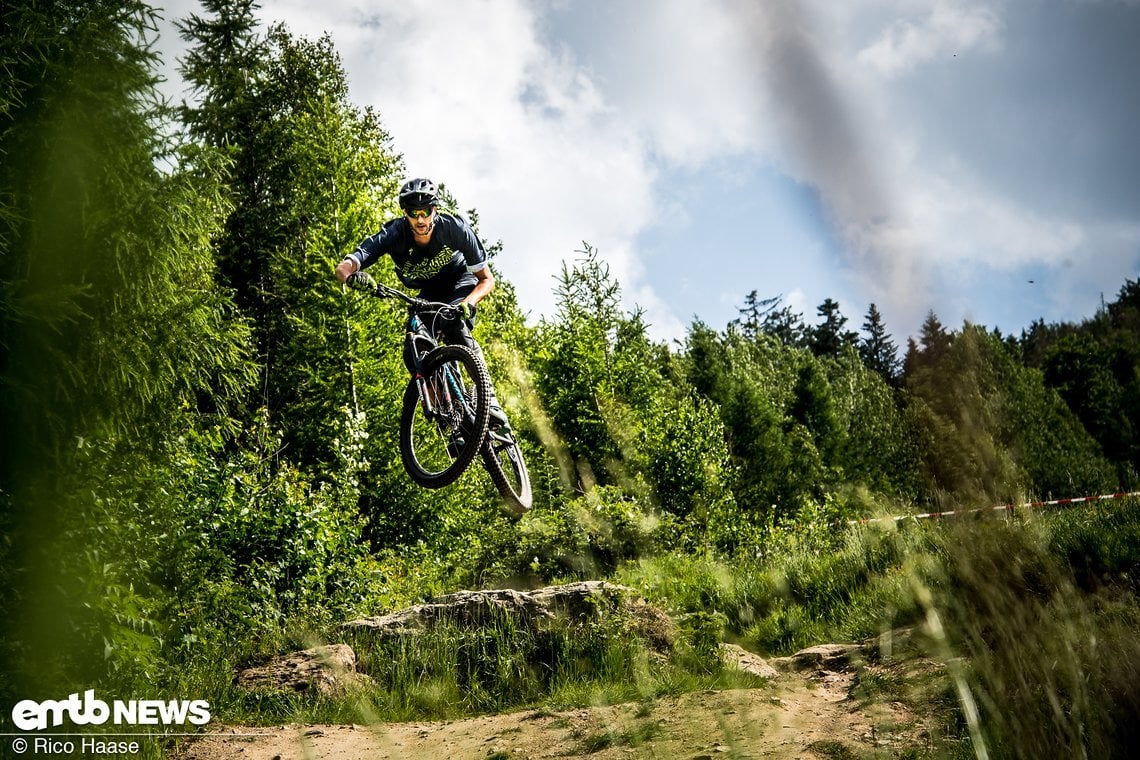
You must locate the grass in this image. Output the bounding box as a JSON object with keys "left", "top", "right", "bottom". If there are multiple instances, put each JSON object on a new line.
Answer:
{"left": 166, "top": 498, "right": 1140, "bottom": 759}
{"left": 575, "top": 720, "right": 662, "bottom": 754}
{"left": 341, "top": 606, "right": 767, "bottom": 722}
{"left": 614, "top": 498, "right": 1140, "bottom": 757}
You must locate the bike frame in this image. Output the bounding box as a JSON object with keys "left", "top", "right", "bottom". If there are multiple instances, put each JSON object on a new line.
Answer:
{"left": 370, "top": 282, "right": 474, "bottom": 423}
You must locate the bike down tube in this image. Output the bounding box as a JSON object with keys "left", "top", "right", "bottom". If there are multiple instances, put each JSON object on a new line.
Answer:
{"left": 443, "top": 364, "right": 468, "bottom": 410}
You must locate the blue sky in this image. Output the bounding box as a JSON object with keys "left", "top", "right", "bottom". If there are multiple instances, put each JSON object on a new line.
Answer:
{"left": 155, "top": 0, "right": 1140, "bottom": 344}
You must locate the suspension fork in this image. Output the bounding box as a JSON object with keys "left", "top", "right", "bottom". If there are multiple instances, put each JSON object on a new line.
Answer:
{"left": 406, "top": 331, "right": 434, "bottom": 415}
{"left": 411, "top": 364, "right": 463, "bottom": 422}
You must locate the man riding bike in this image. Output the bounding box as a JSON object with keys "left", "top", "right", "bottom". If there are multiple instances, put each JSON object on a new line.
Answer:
{"left": 334, "top": 177, "right": 508, "bottom": 429}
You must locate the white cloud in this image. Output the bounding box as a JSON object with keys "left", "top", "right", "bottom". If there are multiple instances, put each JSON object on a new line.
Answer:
{"left": 153, "top": 0, "right": 1140, "bottom": 342}
{"left": 857, "top": 1, "right": 1003, "bottom": 78}
{"left": 258, "top": 0, "right": 692, "bottom": 337}
{"left": 570, "top": 0, "right": 774, "bottom": 166}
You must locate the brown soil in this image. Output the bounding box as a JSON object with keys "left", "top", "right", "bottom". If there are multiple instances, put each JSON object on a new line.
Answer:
{"left": 171, "top": 656, "right": 941, "bottom": 759}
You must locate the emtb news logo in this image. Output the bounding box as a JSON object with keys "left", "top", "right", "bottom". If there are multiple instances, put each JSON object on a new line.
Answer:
{"left": 10, "top": 690, "right": 211, "bottom": 731}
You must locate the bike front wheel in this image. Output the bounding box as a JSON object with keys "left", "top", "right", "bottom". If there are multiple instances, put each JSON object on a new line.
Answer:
{"left": 399, "top": 345, "right": 491, "bottom": 488}
{"left": 481, "top": 427, "right": 532, "bottom": 515}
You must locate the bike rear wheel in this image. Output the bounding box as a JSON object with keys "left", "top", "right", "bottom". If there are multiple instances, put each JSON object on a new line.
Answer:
{"left": 399, "top": 345, "right": 491, "bottom": 488}
{"left": 481, "top": 427, "right": 532, "bottom": 515}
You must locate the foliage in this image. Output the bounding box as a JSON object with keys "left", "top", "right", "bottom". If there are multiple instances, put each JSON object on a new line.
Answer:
{"left": 621, "top": 499, "right": 1140, "bottom": 757}
{"left": 529, "top": 246, "right": 735, "bottom": 537}
{"left": 859, "top": 303, "right": 901, "bottom": 385}
{"left": 905, "top": 322, "right": 1115, "bottom": 504}
{"left": 4, "top": 6, "right": 1140, "bottom": 755}
{"left": 931, "top": 505, "right": 1140, "bottom": 758}
{"left": 0, "top": 0, "right": 253, "bottom": 699}
{"left": 809, "top": 298, "right": 860, "bottom": 358}
{"left": 685, "top": 320, "right": 921, "bottom": 532}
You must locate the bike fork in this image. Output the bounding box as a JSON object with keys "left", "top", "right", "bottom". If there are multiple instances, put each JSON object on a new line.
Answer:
{"left": 417, "top": 370, "right": 456, "bottom": 416}
{"left": 416, "top": 373, "right": 436, "bottom": 415}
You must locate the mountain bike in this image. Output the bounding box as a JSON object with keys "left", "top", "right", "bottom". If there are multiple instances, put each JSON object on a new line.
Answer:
{"left": 347, "top": 273, "right": 532, "bottom": 514}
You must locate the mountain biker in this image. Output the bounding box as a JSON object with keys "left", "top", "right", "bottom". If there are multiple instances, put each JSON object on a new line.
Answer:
{"left": 335, "top": 177, "right": 508, "bottom": 429}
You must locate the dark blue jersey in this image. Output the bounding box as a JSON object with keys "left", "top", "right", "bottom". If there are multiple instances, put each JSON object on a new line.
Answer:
{"left": 349, "top": 213, "right": 487, "bottom": 302}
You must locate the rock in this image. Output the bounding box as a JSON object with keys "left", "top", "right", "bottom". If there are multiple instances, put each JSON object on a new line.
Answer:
{"left": 720, "top": 643, "right": 779, "bottom": 679}
{"left": 771, "top": 643, "right": 862, "bottom": 673}
{"left": 343, "top": 587, "right": 553, "bottom": 636}
{"left": 342, "top": 581, "right": 674, "bottom": 652}
{"left": 862, "top": 626, "right": 917, "bottom": 663}
{"left": 235, "top": 644, "right": 370, "bottom": 696}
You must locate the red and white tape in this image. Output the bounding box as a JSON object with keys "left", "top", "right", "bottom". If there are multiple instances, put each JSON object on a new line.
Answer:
{"left": 851, "top": 491, "right": 1140, "bottom": 526}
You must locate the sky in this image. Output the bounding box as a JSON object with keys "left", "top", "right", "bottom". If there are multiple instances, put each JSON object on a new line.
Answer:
{"left": 152, "top": 0, "right": 1140, "bottom": 345}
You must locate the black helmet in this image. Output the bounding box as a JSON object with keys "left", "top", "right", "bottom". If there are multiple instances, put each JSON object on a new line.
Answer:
{"left": 399, "top": 178, "right": 438, "bottom": 210}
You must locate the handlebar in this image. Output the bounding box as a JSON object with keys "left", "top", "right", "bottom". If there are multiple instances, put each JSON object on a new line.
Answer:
{"left": 346, "top": 272, "right": 463, "bottom": 320}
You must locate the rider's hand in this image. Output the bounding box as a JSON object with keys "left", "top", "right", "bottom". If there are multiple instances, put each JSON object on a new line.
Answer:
{"left": 346, "top": 271, "right": 376, "bottom": 291}
{"left": 458, "top": 302, "right": 477, "bottom": 321}
{"left": 335, "top": 258, "right": 357, "bottom": 283}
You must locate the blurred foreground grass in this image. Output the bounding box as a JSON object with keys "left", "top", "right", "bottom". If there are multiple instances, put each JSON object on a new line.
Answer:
{"left": 618, "top": 496, "right": 1140, "bottom": 757}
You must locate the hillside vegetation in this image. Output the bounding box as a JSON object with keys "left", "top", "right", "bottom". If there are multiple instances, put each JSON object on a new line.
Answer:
{"left": 3, "top": 2, "right": 1140, "bottom": 758}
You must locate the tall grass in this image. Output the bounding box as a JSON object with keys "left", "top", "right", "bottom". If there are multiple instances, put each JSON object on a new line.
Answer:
{"left": 618, "top": 497, "right": 1140, "bottom": 757}
{"left": 341, "top": 605, "right": 762, "bottom": 722}
{"left": 171, "top": 498, "right": 1140, "bottom": 759}
{"left": 934, "top": 503, "right": 1140, "bottom": 757}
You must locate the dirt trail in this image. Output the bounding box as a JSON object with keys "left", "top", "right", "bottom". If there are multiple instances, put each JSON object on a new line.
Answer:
{"left": 172, "top": 659, "right": 935, "bottom": 759}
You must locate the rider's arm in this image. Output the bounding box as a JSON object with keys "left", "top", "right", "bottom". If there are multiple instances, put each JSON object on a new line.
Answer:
{"left": 463, "top": 264, "right": 496, "bottom": 307}
{"left": 442, "top": 214, "right": 494, "bottom": 306}
{"left": 336, "top": 220, "right": 401, "bottom": 282}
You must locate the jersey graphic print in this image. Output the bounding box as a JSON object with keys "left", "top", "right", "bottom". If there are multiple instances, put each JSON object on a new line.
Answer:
{"left": 400, "top": 246, "right": 460, "bottom": 284}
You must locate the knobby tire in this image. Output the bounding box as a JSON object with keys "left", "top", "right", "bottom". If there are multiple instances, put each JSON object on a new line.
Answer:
{"left": 399, "top": 344, "right": 491, "bottom": 488}
{"left": 481, "top": 429, "right": 532, "bottom": 515}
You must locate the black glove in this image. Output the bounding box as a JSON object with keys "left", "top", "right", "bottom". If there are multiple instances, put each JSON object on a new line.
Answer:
{"left": 346, "top": 271, "right": 376, "bottom": 291}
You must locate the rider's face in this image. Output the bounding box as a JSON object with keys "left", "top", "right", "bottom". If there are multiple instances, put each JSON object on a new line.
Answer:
{"left": 406, "top": 206, "right": 435, "bottom": 236}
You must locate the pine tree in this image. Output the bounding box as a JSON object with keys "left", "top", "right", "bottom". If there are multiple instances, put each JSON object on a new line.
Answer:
{"left": 1, "top": 0, "right": 251, "bottom": 694}
{"left": 732, "top": 290, "right": 777, "bottom": 338}
{"left": 730, "top": 291, "right": 808, "bottom": 347}
{"left": 809, "top": 298, "right": 859, "bottom": 358}
{"left": 535, "top": 246, "right": 626, "bottom": 479}
{"left": 919, "top": 310, "right": 952, "bottom": 359}
{"left": 859, "top": 303, "right": 901, "bottom": 384}
{"left": 179, "top": 6, "right": 405, "bottom": 470}
{"left": 763, "top": 301, "right": 807, "bottom": 348}
{"left": 178, "top": 0, "right": 273, "bottom": 350}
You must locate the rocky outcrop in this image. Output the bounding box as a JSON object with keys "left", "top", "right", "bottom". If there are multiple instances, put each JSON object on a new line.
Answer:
{"left": 235, "top": 644, "right": 371, "bottom": 695}
{"left": 342, "top": 580, "right": 675, "bottom": 652}
{"left": 235, "top": 583, "right": 676, "bottom": 696}
{"left": 720, "top": 643, "right": 780, "bottom": 679}
{"left": 771, "top": 643, "right": 864, "bottom": 673}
